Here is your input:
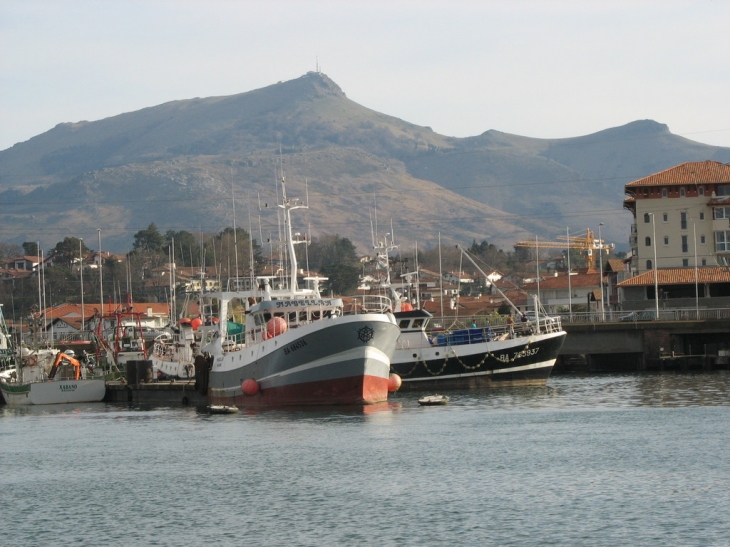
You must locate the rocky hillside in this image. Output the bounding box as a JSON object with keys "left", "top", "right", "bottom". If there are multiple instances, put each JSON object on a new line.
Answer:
{"left": 1, "top": 72, "right": 729, "bottom": 254}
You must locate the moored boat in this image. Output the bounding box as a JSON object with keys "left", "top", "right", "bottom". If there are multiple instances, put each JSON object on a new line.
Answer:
{"left": 371, "top": 238, "right": 566, "bottom": 390}
{"left": 418, "top": 394, "right": 449, "bottom": 405}
{"left": 149, "top": 324, "right": 197, "bottom": 380}
{"left": 0, "top": 348, "right": 105, "bottom": 406}
{"left": 198, "top": 176, "right": 401, "bottom": 407}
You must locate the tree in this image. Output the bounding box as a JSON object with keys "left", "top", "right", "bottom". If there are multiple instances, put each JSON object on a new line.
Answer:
{"left": 133, "top": 223, "right": 165, "bottom": 252}
{"left": 320, "top": 263, "right": 360, "bottom": 296}
{"left": 0, "top": 242, "right": 23, "bottom": 262}
{"left": 165, "top": 230, "right": 200, "bottom": 267}
{"left": 305, "top": 235, "right": 358, "bottom": 271}
{"left": 213, "top": 227, "right": 262, "bottom": 274}
{"left": 22, "top": 242, "right": 39, "bottom": 256}
{"left": 51, "top": 237, "right": 90, "bottom": 268}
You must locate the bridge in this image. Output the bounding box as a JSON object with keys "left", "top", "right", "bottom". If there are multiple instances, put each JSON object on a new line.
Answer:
{"left": 555, "top": 308, "right": 730, "bottom": 372}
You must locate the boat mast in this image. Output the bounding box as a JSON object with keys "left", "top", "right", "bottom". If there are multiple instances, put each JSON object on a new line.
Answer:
{"left": 456, "top": 244, "right": 521, "bottom": 315}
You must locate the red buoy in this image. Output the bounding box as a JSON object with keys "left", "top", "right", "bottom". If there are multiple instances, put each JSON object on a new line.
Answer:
{"left": 387, "top": 373, "right": 402, "bottom": 392}
{"left": 190, "top": 317, "right": 203, "bottom": 330}
{"left": 401, "top": 302, "right": 414, "bottom": 312}
{"left": 241, "top": 378, "right": 260, "bottom": 396}
{"left": 267, "top": 316, "right": 288, "bottom": 338}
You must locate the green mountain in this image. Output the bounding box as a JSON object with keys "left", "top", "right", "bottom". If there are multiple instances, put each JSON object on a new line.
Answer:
{"left": 1, "top": 72, "right": 728, "bottom": 254}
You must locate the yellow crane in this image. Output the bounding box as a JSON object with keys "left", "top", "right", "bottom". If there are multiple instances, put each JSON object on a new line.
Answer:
{"left": 515, "top": 229, "right": 614, "bottom": 270}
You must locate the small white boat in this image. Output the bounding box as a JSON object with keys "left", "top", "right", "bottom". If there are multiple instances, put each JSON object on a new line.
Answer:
{"left": 0, "top": 350, "right": 105, "bottom": 406}
{"left": 418, "top": 394, "right": 449, "bottom": 406}
{"left": 207, "top": 404, "right": 239, "bottom": 414}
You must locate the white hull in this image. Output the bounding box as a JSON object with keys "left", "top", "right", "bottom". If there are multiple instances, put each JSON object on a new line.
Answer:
{"left": 149, "top": 355, "right": 195, "bottom": 379}
{"left": 1, "top": 378, "right": 106, "bottom": 406}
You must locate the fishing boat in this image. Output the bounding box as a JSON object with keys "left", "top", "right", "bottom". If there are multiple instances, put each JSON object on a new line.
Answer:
{"left": 0, "top": 345, "right": 106, "bottom": 406}
{"left": 198, "top": 176, "right": 401, "bottom": 407}
{"left": 149, "top": 323, "right": 196, "bottom": 380}
{"left": 371, "top": 237, "right": 566, "bottom": 390}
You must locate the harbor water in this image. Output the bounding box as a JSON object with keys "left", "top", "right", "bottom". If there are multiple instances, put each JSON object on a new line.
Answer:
{"left": 2, "top": 373, "right": 729, "bottom": 547}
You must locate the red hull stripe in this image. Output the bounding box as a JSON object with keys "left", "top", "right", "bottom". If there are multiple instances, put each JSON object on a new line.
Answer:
{"left": 210, "top": 374, "right": 389, "bottom": 407}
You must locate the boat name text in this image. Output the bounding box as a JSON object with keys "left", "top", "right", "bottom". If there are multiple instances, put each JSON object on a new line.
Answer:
{"left": 497, "top": 347, "right": 539, "bottom": 362}
{"left": 283, "top": 340, "right": 308, "bottom": 355}
{"left": 275, "top": 299, "right": 334, "bottom": 308}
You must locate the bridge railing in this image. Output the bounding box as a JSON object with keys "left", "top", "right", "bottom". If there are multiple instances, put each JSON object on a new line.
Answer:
{"left": 557, "top": 308, "right": 730, "bottom": 324}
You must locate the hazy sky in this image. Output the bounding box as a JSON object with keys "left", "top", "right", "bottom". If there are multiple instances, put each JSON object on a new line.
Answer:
{"left": 2, "top": 0, "right": 729, "bottom": 152}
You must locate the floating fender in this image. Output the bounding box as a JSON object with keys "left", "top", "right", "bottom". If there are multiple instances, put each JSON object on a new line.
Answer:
{"left": 267, "top": 316, "right": 288, "bottom": 338}
{"left": 241, "top": 378, "right": 260, "bottom": 396}
{"left": 387, "top": 373, "right": 402, "bottom": 392}
{"left": 190, "top": 317, "right": 203, "bottom": 330}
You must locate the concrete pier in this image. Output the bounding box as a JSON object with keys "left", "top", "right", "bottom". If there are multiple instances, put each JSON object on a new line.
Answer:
{"left": 556, "top": 318, "right": 730, "bottom": 373}
{"left": 105, "top": 379, "right": 208, "bottom": 406}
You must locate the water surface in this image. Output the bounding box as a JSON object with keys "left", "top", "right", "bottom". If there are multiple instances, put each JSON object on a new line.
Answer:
{"left": 2, "top": 373, "right": 729, "bottom": 547}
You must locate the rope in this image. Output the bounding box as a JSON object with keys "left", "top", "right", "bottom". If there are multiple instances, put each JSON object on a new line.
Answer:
{"left": 397, "top": 337, "right": 536, "bottom": 377}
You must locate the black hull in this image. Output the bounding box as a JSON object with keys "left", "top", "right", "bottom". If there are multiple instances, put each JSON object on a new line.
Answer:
{"left": 391, "top": 331, "right": 566, "bottom": 391}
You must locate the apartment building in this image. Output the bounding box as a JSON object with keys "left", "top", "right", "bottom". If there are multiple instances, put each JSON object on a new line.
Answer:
{"left": 624, "top": 160, "right": 730, "bottom": 274}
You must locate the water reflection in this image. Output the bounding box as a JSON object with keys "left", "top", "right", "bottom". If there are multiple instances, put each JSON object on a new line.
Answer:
{"left": 2, "top": 373, "right": 728, "bottom": 421}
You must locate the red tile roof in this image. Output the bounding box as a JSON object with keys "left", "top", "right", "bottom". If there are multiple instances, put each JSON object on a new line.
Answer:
{"left": 606, "top": 259, "right": 625, "bottom": 272}
{"left": 41, "top": 302, "right": 170, "bottom": 320}
{"left": 522, "top": 272, "right": 600, "bottom": 290}
{"left": 625, "top": 161, "right": 730, "bottom": 188}
{"left": 617, "top": 267, "right": 730, "bottom": 286}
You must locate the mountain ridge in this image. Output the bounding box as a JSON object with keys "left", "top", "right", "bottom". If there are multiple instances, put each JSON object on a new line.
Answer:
{"left": 2, "top": 72, "right": 729, "bottom": 254}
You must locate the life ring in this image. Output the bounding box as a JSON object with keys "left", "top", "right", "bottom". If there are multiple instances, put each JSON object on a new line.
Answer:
{"left": 26, "top": 355, "right": 38, "bottom": 367}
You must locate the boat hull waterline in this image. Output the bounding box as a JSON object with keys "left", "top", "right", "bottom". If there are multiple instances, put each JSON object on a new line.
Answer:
{"left": 390, "top": 330, "right": 566, "bottom": 390}
{"left": 207, "top": 316, "right": 401, "bottom": 407}
{"left": 0, "top": 378, "right": 106, "bottom": 406}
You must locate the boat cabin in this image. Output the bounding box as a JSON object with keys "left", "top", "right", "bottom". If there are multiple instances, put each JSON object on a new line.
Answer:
{"left": 246, "top": 298, "right": 344, "bottom": 344}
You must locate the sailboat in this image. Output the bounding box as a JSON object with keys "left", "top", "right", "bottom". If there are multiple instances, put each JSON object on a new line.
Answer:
{"left": 197, "top": 176, "right": 401, "bottom": 407}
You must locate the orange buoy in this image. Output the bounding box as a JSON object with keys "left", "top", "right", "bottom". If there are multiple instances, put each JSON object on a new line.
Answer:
{"left": 190, "top": 317, "right": 203, "bottom": 330}
{"left": 401, "top": 302, "right": 414, "bottom": 312}
{"left": 387, "top": 373, "right": 402, "bottom": 392}
{"left": 241, "top": 378, "right": 260, "bottom": 396}
{"left": 267, "top": 316, "right": 288, "bottom": 338}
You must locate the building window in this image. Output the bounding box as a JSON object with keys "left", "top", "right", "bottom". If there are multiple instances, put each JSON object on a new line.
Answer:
{"left": 643, "top": 213, "right": 650, "bottom": 223}
{"left": 700, "top": 212, "right": 705, "bottom": 220}
{"left": 680, "top": 211, "right": 687, "bottom": 230}
{"left": 682, "top": 235, "right": 688, "bottom": 253}
{"left": 663, "top": 213, "right": 668, "bottom": 222}
{"left": 682, "top": 259, "right": 689, "bottom": 267}
{"left": 718, "top": 185, "right": 730, "bottom": 196}
{"left": 699, "top": 187, "right": 705, "bottom": 196}
{"left": 663, "top": 236, "right": 669, "bottom": 245}
{"left": 662, "top": 188, "right": 668, "bottom": 198}
{"left": 680, "top": 187, "right": 686, "bottom": 197}
{"left": 702, "top": 258, "right": 707, "bottom": 266}
{"left": 647, "top": 260, "right": 653, "bottom": 270}
{"left": 701, "top": 235, "right": 706, "bottom": 244}
{"left": 715, "top": 206, "right": 730, "bottom": 219}
{"left": 645, "top": 236, "right": 652, "bottom": 246}
{"left": 715, "top": 230, "right": 730, "bottom": 252}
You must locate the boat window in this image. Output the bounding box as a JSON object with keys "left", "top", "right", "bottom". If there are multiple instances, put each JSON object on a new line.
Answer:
{"left": 263, "top": 313, "right": 272, "bottom": 322}
{"left": 413, "top": 319, "right": 424, "bottom": 328}
{"left": 311, "top": 311, "right": 321, "bottom": 320}
{"left": 323, "top": 310, "right": 332, "bottom": 318}
{"left": 299, "top": 311, "right": 308, "bottom": 322}
{"left": 288, "top": 312, "right": 297, "bottom": 323}
{"left": 399, "top": 320, "right": 410, "bottom": 328}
